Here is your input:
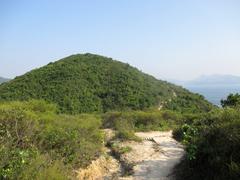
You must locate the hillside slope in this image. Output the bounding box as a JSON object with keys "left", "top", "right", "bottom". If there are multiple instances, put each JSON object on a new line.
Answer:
{"left": 0, "top": 53, "right": 212, "bottom": 113}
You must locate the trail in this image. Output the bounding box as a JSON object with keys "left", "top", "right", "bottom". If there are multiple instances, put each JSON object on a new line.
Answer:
{"left": 119, "top": 131, "right": 184, "bottom": 180}
{"left": 77, "top": 130, "right": 184, "bottom": 180}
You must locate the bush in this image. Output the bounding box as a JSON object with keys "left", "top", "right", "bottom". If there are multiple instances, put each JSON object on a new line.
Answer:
{"left": 110, "top": 143, "right": 132, "bottom": 155}
{"left": 221, "top": 93, "right": 240, "bottom": 108}
{"left": 0, "top": 100, "right": 104, "bottom": 179}
{"left": 114, "top": 117, "right": 140, "bottom": 141}
{"left": 102, "top": 110, "right": 183, "bottom": 133}
{"left": 38, "top": 114, "right": 103, "bottom": 168}
{"left": 19, "top": 154, "right": 69, "bottom": 180}
{"left": 102, "top": 110, "right": 183, "bottom": 142}
{"left": 174, "top": 108, "right": 240, "bottom": 180}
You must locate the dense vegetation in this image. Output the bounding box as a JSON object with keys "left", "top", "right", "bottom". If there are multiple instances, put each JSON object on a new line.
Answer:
{"left": 0, "top": 100, "right": 103, "bottom": 179}
{"left": 173, "top": 94, "right": 240, "bottom": 180}
{"left": 0, "top": 100, "right": 186, "bottom": 179}
{"left": 0, "top": 100, "right": 184, "bottom": 179}
{"left": 102, "top": 110, "right": 183, "bottom": 141}
{"left": 221, "top": 93, "right": 240, "bottom": 108}
{"left": 1, "top": 95, "right": 239, "bottom": 179}
{"left": 100, "top": 93, "right": 240, "bottom": 179}
{"left": 0, "top": 53, "right": 212, "bottom": 114}
{"left": 3, "top": 53, "right": 238, "bottom": 179}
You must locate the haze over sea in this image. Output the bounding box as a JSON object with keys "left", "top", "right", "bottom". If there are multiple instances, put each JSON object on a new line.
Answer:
{"left": 185, "top": 84, "right": 240, "bottom": 106}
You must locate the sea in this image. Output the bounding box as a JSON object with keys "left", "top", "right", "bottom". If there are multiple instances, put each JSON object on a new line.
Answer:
{"left": 185, "top": 84, "right": 240, "bottom": 106}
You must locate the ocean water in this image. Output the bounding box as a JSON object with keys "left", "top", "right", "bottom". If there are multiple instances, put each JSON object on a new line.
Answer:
{"left": 185, "top": 84, "right": 240, "bottom": 106}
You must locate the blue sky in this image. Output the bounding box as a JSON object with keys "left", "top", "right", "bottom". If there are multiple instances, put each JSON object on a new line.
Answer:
{"left": 1, "top": 0, "right": 240, "bottom": 80}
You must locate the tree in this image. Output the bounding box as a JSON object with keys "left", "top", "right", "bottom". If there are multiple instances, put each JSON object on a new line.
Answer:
{"left": 221, "top": 93, "right": 240, "bottom": 108}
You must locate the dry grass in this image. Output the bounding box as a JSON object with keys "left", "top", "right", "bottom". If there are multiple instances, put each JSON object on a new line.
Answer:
{"left": 77, "top": 155, "right": 120, "bottom": 180}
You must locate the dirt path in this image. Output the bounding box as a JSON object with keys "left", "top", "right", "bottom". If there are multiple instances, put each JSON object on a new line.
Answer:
{"left": 120, "top": 131, "right": 184, "bottom": 180}
{"left": 77, "top": 130, "right": 184, "bottom": 180}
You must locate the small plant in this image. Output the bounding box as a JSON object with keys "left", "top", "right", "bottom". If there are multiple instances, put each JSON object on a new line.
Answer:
{"left": 109, "top": 142, "right": 132, "bottom": 166}
{"left": 181, "top": 124, "right": 198, "bottom": 160}
{"left": 118, "top": 146, "right": 132, "bottom": 154}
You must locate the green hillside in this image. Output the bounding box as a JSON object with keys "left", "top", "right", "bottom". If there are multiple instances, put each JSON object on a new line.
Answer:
{"left": 0, "top": 53, "right": 212, "bottom": 113}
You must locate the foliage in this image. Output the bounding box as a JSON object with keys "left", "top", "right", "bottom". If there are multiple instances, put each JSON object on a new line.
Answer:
{"left": 103, "top": 110, "right": 183, "bottom": 132}
{"left": 0, "top": 100, "right": 103, "bottom": 179}
{"left": 102, "top": 110, "right": 184, "bottom": 142}
{"left": 110, "top": 143, "right": 132, "bottom": 155}
{"left": 114, "top": 118, "right": 140, "bottom": 141}
{"left": 19, "top": 154, "right": 69, "bottom": 180}
{"left": 164, "top": 92, "right": 213, "bottom": 113}
{"left": 221, "top": 93, "right": 240, "bottom": 108}
{"left": 173, "top": 108, "right": 240, "bottom": 180}
{"left": 0, "top": 53, "right": 212, "bottom": 114}
{"left": 180, "top": 124, "right": 198, "bottom": 160}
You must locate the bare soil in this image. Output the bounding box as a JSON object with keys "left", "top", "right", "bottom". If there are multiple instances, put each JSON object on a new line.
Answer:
{"left": 77, "top": 130, "right": 184, "bottom": 180}
{"left": 121, "top": 131, "right": 185, "bottom": 180}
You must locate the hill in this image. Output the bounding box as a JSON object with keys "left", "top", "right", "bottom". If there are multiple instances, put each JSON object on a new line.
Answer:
{"left": 0, "top": 77, "right": 10, "bottom": 84}
{"left": 0, "top": 53, "right": 212, "bottom": 113}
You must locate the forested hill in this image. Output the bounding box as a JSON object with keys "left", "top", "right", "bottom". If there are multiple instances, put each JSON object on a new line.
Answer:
{"left": 0, "top": 53, "right": 212, "bottom": 113}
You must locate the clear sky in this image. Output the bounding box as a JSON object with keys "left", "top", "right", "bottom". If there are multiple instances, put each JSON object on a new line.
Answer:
{"left": 1, "top": 0, "right": 240, "bottom": 80}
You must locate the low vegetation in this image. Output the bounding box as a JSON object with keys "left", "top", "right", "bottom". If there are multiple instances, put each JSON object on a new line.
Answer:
{"left": 102, "top": 110, "right": 184, "bottom": 141}
{"left": 0, "top": 100, "right": 104, "bottom": 179}
{"left": 173, "top": 94, "right": 240, "bottom": 180}
{"left": 109, "top": 143, "right": 132, "bottom": 156}
{"left": 0, "top": 100, "right": 188, "bottom": 179}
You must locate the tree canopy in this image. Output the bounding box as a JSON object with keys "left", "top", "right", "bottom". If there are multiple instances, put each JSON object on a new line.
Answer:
{"left": 221, "top": 93, "right": 240, "bottom": 108}
{"left": 0, "top": 53, "right": 212, "bottom": 113}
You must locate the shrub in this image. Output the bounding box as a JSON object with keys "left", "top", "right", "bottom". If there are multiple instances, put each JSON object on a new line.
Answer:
{"left": 114, "top": 118, "right": 140, "bottom": 141}
{"left": 174, "top": 108, "right": 240, "bottom": 180}
{"left": 110, "top": 143, "right": 132, "bottom": 155}
{"left": 103, "top": 110, "right": 183, "bottom": 133}
{"left": 221, "top": 93, "right": 240, "bottom": 108}
{"left": 19, "top": 154, "right": 69, "bottom": 180}
{"left": 0, "top": 100, "right": 104, "bottom": 179}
